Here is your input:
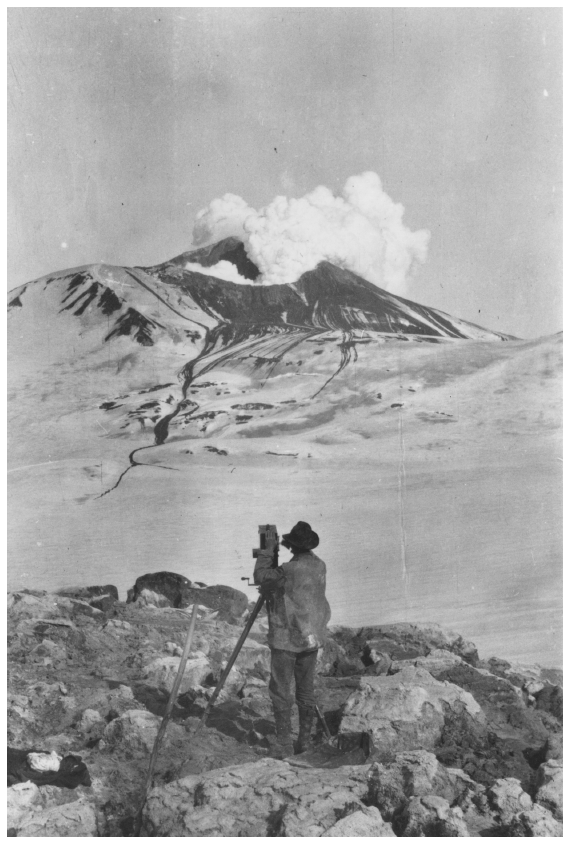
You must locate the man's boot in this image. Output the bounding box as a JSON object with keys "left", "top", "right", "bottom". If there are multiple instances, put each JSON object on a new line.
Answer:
{"left": 295, "top": 705, "right": 315, "bottom": 754}
{"left": 269, "top": 708, "right": 294, "bottom": 759}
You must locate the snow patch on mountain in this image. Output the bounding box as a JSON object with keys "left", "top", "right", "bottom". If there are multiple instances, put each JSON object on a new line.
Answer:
{"left": 184, "top": 259, "right": 251, "bottom": 284}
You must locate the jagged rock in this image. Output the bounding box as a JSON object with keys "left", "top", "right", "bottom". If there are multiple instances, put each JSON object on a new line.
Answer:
{"left": 362, "top": 646, "right": 392, "bottom": 676}
{"left": 74, "top": 685, "right": 138, "bottom": 725}
{"left": 103, "top": 709, "right": 161, "bottom": 753}
{"left": 535, "top": 758, "right": 563, "bottom": 820}
{"left": 128, "top": 571, "right": 196, "bottom": 607}
{"left": 431, "top": 660, "right": 550, "bottom": 785}
{"left": 16, "top": 798, "right": 99, "bottom": 837}
{"left": 104, "top": 618, "right": 131, "bottom": 631}
{"left": 544, "top": 732, "right": 563, "bottom": 761}
{"left": 7, "top": 781, "right": 42, "bottom": 828}
{"left": 6, "top": 592, "right": 563, "bottom": 837}
{"left": 506, "top": 804, "right": 563, "bottom": 837}
{"left": 319, "top": 636, "right": 365, "bottom": 677}
{"left": 184, "top": 584, "right": 249, "bottom": 622}
{"left": 366, "top": 751, "right": 479, "bottom": 824}
{"left": 31, "top": 638, "right": 67, "bottom": 664}
{"left": 78, "top": 708, "right": 106, "bottom": 735}
{"left": 488, "top": 778, "right": 533, "bottom": 822}
{"left": 57, "top": 584, "right": 118, "bottom": 612}
{"left": 321, "top": 805, "right": 395, "bottom": 836}
{"left": 534, "top": 684, "right": 563, "bottom": 720}
{"left": 338, "top": 666, "right": 482, "bottom": 759}
{"left": 240, "top": 676, "right": 269, "bottom": 699}
{"left": 8, "top": 591, "right": 63, "bottom": 621}
{"left": 217, "top": 639, "right": 271, "bottom": 678}
{"left": 68, "top": 598, "right": 105, "bottom": 619}
{"left": 330, "top": 622, "right": 478, "bottom": 666}
{"left": 143, "top": 758, "right": 372, "bottom": 836}
{"left": 142, "top": 653, "right": 212, "bottom": 694}
{"left": 400, "top": 795, "right": 470, "bottom": 836}
{"left": 127, "top": 573, "right": 248, "bottom": 622}
{"left": 404, "top": 648, "right": 464, "bottom": 675}
{"left": 133, "top": 588, "right": 172, "bottom": 608}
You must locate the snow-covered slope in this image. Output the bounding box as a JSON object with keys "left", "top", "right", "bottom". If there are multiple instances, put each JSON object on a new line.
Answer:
{"left": 7, "top": 244, "right": 561, "bottom": 666}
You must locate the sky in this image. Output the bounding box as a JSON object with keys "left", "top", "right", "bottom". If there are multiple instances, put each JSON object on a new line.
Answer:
{"left": 8, "top": 7, "right": 562, "bottom": 338}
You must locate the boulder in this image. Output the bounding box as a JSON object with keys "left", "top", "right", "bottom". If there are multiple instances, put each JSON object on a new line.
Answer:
{"left": 330, "top": 622, "right": 478, "bottom": 666}
{"left": 544, "top": 732, "right": 563, "bottom": 761}
{"left": 127, "top": 573, "right": 248, "bottom": 621}
{"left": 362, "top": 647, "right": 392, "bottom": 676}
{"left": 142, "top": 654, "right": 212, "bottom": 695}
{"left": 400, "top": 795, "right": 470, "bottom": 836}
{"left": 78, "top": 708, "right": 106, "bottom": 736}
{"left": 535, "top": 758, "right": 563, "bottom": 820}
{"left": 128, "top": 571, "right": 196, "bottom": 607}
{"left": 217, "top": 639, "right": 271, "bottom": 678}
{"left": 143, "top": 758, "right": 373, "bottom": 837}
{"left": 321, "top": 805, "right": 395, "bottom": 836}
{"left": 16, "top": 798, "right": 99, "bottom": 837}
{"left": 184, "top": 585, "right": 249, "bottom": 622}
{"left": 104, "top": 618, "right": 131, "bottom": 631}
{"left": 57, "top": 584, "right": 118, "bottom": 612}
{"left": 338, "top": 666, "right": 483, "bottom": 759}
{"left": 133, "top": 588, "right": 171, "bottom": 609}
{"left": 31, "top": 638, "right": 67, "bottom": 665}
{"left": 8, "top": 591, "right": 63, "bottom": 622}
{"left": 7, "top": 781, "right": 42, "bottom": 828}
{"left": 488, "top": 778, "right": 533, "bottom": 823}
{"left": 319, "top": 636, "right": 366, "bottom": 677}
{"left": 507, "top": 804, "right": 563, "bottom": 837}
{"left": 366, "top": 751, "right": 479, "bottom": 825}
{"left": 534, "top": 684, "right": 563, "bottom": 720}
{"left": 77, "top": 685, "right": 137, "bottom": 723}
{"left": 405, "top": 648, "right": 464, "bottom": 676}
{"left": 103, "top": 709, "right": 161, "bottom": 754}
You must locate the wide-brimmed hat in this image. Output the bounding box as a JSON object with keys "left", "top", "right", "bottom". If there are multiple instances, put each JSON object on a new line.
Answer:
{"left": 281, "top": 521, "right": 319, "bottom": 551}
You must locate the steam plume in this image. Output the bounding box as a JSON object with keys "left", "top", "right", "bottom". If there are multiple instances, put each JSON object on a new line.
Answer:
{"left": 192, "top": 172, "right": 429, "bottom": 294}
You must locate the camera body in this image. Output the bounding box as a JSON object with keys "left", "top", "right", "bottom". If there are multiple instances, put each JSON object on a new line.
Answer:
{"left": 252, "top": 524, "right": 279, "bottom": 568}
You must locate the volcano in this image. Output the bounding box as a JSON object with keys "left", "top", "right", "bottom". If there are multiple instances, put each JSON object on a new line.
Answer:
{"left": 7, "top": 237, "right": 515, "bottom": 446}
{"left": 7, "top": 240, "right": 562, "bottom": 667}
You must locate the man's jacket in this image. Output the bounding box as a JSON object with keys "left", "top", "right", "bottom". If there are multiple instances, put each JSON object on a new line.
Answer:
{"left": 254, "top": 549, "right": 331, "bottom": 652}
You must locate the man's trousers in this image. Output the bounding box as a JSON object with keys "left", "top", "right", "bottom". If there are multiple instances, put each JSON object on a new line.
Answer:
{"left": 269, "top": 647, "right": 318, "bottom": 711}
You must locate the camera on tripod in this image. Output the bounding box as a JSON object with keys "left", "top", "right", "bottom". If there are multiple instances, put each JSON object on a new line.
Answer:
{"left": 252, "top": 524, "right": 279, "bottom": 568}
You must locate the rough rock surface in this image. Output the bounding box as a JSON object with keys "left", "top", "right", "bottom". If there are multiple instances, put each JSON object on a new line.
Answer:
{"left": 506, "top": 804, "right": 563, "bottom": 836}
{"left": 338, "top": 666, "right": 483, "bottom": 759}
{"left": 16, "top": 798, "right": 99, "bottom": 837}
{"left": 144, "top": 758, "right": 372, "bottom": 836}
{"left": 7, "top": 585, "right": 563, "bottom": 837}
{"left": 535, "top": 758, "right": 563, "bottom": 820}
{"left": 142, "top": 654, "right": 212, "bottom": 694}
{"left": 320, "top": 805, "right": 395, "bottom": 836}
{"left": 128, "top": 572, "right": 248, "bottom": 621}
{"left": 128, "top": 571, "right": 196, "bottom": 608}
{"left": 400, "top": 794, "right": 470, "bottom": 836}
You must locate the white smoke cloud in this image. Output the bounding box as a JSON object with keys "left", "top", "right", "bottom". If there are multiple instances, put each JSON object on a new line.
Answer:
{"left": 192, "top": 194, "right": 255, "bottom": 247}
{"left": 191, "top": 172, "right": 429, "bottom": 294}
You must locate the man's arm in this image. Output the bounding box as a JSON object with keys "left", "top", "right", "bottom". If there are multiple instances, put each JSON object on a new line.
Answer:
{"left": 253, "top": 544, "right": 286, "bottom": 589}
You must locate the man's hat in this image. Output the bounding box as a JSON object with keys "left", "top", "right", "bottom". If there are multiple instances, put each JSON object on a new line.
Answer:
{"left": 281, "top": 521, "right": 319, "bottom": 551}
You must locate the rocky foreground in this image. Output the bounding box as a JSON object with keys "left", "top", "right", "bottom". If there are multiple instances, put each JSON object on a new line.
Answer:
{"left": 7, "top": 575, "right": 563, "bottom": 837}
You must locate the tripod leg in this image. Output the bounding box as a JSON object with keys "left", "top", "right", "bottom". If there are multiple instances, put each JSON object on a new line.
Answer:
{"left": 193, "top": 594, "right": 265, "bottom": 735}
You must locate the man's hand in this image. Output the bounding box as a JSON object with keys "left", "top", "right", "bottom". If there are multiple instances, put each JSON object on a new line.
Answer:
{"left": 263, "top": 536, "right": 277, "bottom": 554}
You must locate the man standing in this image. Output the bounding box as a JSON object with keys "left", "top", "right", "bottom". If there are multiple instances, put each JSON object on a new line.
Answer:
{"left": 254, "top": 520, "right": 331, "bottom": 758}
